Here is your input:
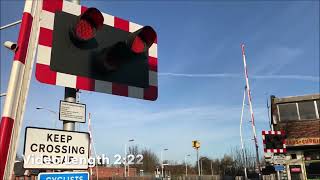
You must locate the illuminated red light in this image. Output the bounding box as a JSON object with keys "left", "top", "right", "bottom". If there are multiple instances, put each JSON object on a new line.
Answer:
{"left": 73, "top": 8, "right": 104, "bottom": 41}
{"left": 129, "top": 26, "right": 156, "bottom": 54}
{"left": 81, "top": 8, "right": 104, "bottom": 29}
{"left": 131, "top": 36, "right": 145, "bottom": 53}
{"left": 75, "top": 19, "right": 95, "bottom": 40}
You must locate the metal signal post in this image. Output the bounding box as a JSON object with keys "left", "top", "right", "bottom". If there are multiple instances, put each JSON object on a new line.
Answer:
{"left": 192, "top": 140, "right": 201, "bottom": 176}
{"left": 62, "top": 1, "right": 80, "bottom": 132}
{"left": 197, "top": 148, "right": 200, "bottom": 176}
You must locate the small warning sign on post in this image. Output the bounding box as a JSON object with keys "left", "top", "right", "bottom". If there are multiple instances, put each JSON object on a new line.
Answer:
{"left": 23, "top": 127, "right": 89, "bottom": 169}
{"left": 59, "top": 100, "right": 86, "bottom": 123}
{"left": 273, "top": 155, "right": 286, "bottom": 165}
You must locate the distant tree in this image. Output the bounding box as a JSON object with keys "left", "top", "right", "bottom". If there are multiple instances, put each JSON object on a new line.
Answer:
{"left": 230, "top": 144, "right": 257, "bottom": 176}
{"left": 128, "top": 146, "right": 159, "bottom": 174}
{"left": 199, "top": 156, "right": 213, "bottom": 175}
{"left": 166, "top": 164, "right": 185, "bottom": 177}
{"left": 128, "top": 145, "right": 140, "bottom": 164}
{"left": 124, "top": 145, "right": 261, "bottom": 177}
{"left": 128, "top": 145, "right": 139, "bottom": 158}
{"left": 140, "top": 148, "right": 159, "bottom": 173}
{"left": 220, "top": 154, "right": 234, "bottom": 175}
{"left": 211, "top": 159, "right": 221, "bottom": 175}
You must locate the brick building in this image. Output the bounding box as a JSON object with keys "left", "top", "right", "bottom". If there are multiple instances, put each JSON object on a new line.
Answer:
{"left": 270, "top": 94, "right": 320, "bottom": 180}
{"left": 90, "top": 167, "right": 137, "bottom": 179}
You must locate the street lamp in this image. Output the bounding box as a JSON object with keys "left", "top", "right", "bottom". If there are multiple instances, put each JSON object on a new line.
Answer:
{"left": 124, "top": 139, "right": 134, "bottom": 177}
{"left": 185, "top": 154, "right": 191, "bottom": 176}
{"left": 161, "top": 148, "right": 168, "bottom": 178}
{"left": 35, "top": 106, "right": 58, "bottom": 128}
{"left": 0, "top": 93, "right": 6, "bottom": 97}
{"left": 0, "top": 20, "right": 21, "bottom": 30}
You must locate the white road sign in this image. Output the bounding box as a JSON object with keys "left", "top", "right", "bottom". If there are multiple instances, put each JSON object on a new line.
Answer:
{"left": 23, "top": 127, "right": 89, "bottom": 169}
{"left": 59, "top": 100, "right": 86, "bottom": 123}
{"left": 273, "top": 155, "right": 286, "bottom": 165}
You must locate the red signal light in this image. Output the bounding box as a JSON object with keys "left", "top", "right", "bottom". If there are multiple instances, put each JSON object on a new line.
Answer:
{"left": 75, "top": 19, "right": 95, "bottom": 41}
{"left": 99, "top": 26, "right": 157, "bottom": 72}
{"left": 129, "top": 26, "right": 156, "bottom": 54}
{"left": 131, "top": 36, "right": 145, "bottom": 53}
{"left": 73, "top": 8, "right": 104, "bottom": 41}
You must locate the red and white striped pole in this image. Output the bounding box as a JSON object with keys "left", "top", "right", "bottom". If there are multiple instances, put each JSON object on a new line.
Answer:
{"left": 88, "top": 113, "right": 99, "bottom": 180}
{"left": 0, "top": 1, "right": 35, "bottom": 179}
{"left": 241, "top": 43, "right": 262, "bottom": 178}
{"left": 88, "top": 113, "right": 93, "bottom": 180}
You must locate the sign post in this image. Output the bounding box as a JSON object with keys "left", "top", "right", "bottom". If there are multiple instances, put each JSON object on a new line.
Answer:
{"left": 274, "top": 165, "right": 284, "bottom": 180}
{"left": 192, "top": 140, "right": 201, "bottom": 176}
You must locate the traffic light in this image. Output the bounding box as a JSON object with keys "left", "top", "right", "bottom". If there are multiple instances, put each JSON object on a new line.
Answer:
{"left": 36, "top": 0, "right": 158, "bottom": 101}
{"left": 71, "top": 7, "right": 104, "bottom": 42}
{"left": 262, "top": 130, "right": 286, "bottom": 153}
{"left": 192, "top": 140, "right": 200, "bottom": 149}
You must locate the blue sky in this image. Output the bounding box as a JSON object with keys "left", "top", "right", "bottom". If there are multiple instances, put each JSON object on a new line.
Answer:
{"left": 1, "top": 0, "right": 319, "bottom": 165}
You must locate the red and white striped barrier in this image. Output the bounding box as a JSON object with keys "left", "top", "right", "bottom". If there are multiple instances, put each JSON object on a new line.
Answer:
{"left": 0, "top": 1, "right": 37, "bottom": 179}
{"left": 35, "top": 0, "right": 158, "bottom": 101}
{"left": 262, "top": 130, "right": 287, "bottom": 153}
{"left": 241, "top": 44, "right": 258, "bottom": 143}
{"left": 241, "top": 44, "right": 261, "bottom": 173}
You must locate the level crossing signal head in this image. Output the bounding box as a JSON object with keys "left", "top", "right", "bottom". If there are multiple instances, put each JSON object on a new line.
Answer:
{"left": 265, "top": 134, "right": 285, "bottom": 149}
{"left": 101, "top": 26, "right": 157, "bottom": 71}
{"left": 262, "top": 130, "right": 286, "bottom": 153}
{"left": 192, "top": 140, "right": 200, "bottom": 149}
{"left": 35, "top": 0, "right": 158, "bottom": 101}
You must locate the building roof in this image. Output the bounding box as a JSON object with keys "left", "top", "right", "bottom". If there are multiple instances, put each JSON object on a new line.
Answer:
{"left": 273, "top": 94, "right": 320, "bottom": 104}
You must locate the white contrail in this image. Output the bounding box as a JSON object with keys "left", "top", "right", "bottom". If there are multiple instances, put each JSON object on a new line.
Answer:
{"left": 159, "top": 73, "right": 319, "bottom": 82}
{"left": 159, "top": 73, "right": 239, "bottom": 78}
{"left": 252, "top": 75, "right": 319, "bottom": 81}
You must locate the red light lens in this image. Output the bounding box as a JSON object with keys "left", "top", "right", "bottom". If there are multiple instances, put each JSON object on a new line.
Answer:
{"left": 128, "top": 26, "right": 156, "bottom": 54}
{"left": 131, "top": 36, "right": 145, "bottom": 53}
{"left": 73, "top": 8, "right": 104, "bottom": 41}
{"left": 139, "top": 27, "right": 156, "bottom": 47}
{"left": 81, "top": 8, "right": 104, "bottom": 29}
{"left": 75, "top": 19, "right": 95, "bottom": 40}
